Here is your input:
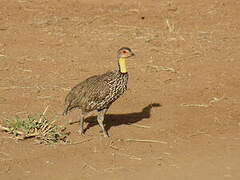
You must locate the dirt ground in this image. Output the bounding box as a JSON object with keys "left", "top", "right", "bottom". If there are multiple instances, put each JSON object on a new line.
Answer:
{"left": 0, "top": 0, "right": 240, "bottom": 179}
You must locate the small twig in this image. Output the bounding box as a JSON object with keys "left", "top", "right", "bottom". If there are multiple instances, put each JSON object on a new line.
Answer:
{"left": 82, "top": 162, "right": 98, "bottom": 172}
{"left": 181, "top": 96, "right": 224, "bottom": 108}
{"left": 104, "top": 167, "right": 125, "bottom": 172}
{"left": 0, "top": 125, "right": 10, "bottom": 131}
{"left": 0, "top": 125, "right": 24, "bottom": 135}
{"left": 42, "top": 120, "right": 56, "bottom": 132}
{"left": 40, "top": 120, "right": 50, "bottom": 134}
{"left": 81, "top": 163, "right": 88, "bottom": 169}
{"left": 180, "top": 103, "right": 209, "bottom": 107}
{"left": 70, "top": 138, "right": 93, "bottom": 145}
{"left": 209, "top": 96, "right": 224, "bottom": 104}
{"left": 37, "top": 96, "right": 53, "bottom": 99}
{"left": 189, "top": 131, "right": 209, "bottom": 137}
{"left": 158, "top": 66, "right": 176, "bottom": 73}
{"left": 42, "top": 124, "right": 55, "bottom": 135}
{"left": 116, "top": 152, "right": 142, "bottom": 160}
{"left": 39, "top": 105, "right": 49, "bottom": 123}
{"left": 41, "top": 121, "right": 50, "bottom": 132}
{"left": 125, "top": 138, "right": 168, "bottom": 144}
{"left": 23, "top": 133, "right": 40, "bottom": 139}
{"left": 166, "top": 19, "right": 175, "bottom": 32}
{"left": 69, "top": 120, "right": 80, "bottom": 125}
{"left": 146, "top": 65, "right": 176, "bottom": 73}
{"left": 127, "top": 123, "right": 151, "bottom": 129}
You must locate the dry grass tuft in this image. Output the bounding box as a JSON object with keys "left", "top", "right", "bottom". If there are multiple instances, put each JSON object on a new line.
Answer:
{"left": 0, "top": 114, "right": 69, "bottom": 144}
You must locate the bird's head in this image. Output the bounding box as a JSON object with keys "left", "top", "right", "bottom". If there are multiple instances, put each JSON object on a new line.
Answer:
{"left": 117, "top": 47, "right": 135, "bottom": 59}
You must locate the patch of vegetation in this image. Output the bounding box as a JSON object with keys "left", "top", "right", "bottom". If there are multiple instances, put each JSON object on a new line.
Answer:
{"left": 0, "top": 115, "right": 69, "bottom": 144}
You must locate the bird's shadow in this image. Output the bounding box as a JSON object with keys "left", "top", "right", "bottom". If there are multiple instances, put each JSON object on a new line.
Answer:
{"left": 84, "top": 103, "right": 161, "bottom": 134}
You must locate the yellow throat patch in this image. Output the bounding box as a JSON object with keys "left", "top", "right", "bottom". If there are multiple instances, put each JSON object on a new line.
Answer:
{"left": 118, "top": 58, "right": 127, "bottom": 73}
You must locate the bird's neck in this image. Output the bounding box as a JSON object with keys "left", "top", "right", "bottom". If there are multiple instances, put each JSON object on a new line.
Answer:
{"left": 118, "top": 57, "right": 127, "bottom": 73}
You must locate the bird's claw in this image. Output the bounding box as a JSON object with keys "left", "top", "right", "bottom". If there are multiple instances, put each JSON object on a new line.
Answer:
{"left": 79, "top": 129, "right": 85, "bottom": 136}
{"left": 100, "top": 130, "right": 109, "bottom": 138}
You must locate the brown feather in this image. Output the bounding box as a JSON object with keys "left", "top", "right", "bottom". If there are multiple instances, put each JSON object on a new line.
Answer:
{"left": 63, "top": 70, "right": 128, "bottom": 115}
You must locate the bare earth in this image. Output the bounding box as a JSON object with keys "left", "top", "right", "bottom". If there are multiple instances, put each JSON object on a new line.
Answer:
{"left": 0, "top": 0, "right": 240, "bottom": 179}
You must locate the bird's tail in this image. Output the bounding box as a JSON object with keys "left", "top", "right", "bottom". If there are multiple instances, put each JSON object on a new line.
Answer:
{"left": 63, "top": 103, "right": 70, "bottom": 116}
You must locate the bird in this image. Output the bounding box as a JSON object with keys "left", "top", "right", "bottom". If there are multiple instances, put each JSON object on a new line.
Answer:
{"left": 63, "top": 47, "right": 135, "bottom": 137}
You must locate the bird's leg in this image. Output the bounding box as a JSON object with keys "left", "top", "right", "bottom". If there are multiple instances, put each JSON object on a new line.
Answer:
{"left": 79, "top": 111, "right": 86, "bottom": 135}
{"left": 97, "top": 108, "right": 108, "bottom": 137}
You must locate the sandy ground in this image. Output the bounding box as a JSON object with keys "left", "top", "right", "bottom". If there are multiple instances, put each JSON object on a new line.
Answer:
{"left": 0, "top": 0, "right": 240, "bottom": 179}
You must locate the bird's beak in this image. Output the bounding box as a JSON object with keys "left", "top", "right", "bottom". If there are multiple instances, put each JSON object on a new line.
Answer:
{"left": 131, "top": 52, "right": 135, "bottom": 56}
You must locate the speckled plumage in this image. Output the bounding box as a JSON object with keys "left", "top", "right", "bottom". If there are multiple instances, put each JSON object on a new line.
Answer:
{"left": 63, "top": 70, "right": 128, "bottom": 115}
{"left": 63, "top": 47, "right": 134, "bottom": 137}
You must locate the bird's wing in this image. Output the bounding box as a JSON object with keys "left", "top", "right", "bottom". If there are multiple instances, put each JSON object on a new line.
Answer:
{"left": 82, "top": 72, "right": 113, "bottom": 104}
{"left": 64, "top": 71, "right": 115, "bottom": 111}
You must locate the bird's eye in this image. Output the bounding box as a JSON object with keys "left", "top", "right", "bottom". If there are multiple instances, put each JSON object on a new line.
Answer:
{"left": 123, "top": 50, "right": 127, "bottom": 53}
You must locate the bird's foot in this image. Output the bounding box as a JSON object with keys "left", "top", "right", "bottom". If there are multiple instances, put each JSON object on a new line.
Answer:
{"left": 103, "top": 134, "right": 109, "bottom": 138}
{"left": 100, "top": 130, "right": 109, "bottom": 138}
{"left": 79, "top": 129, "right": 85, "bottom": 136}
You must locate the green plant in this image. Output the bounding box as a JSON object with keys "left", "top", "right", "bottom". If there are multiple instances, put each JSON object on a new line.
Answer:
{"left": 0, "top": 115, "right": 69, "bottom": 144}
